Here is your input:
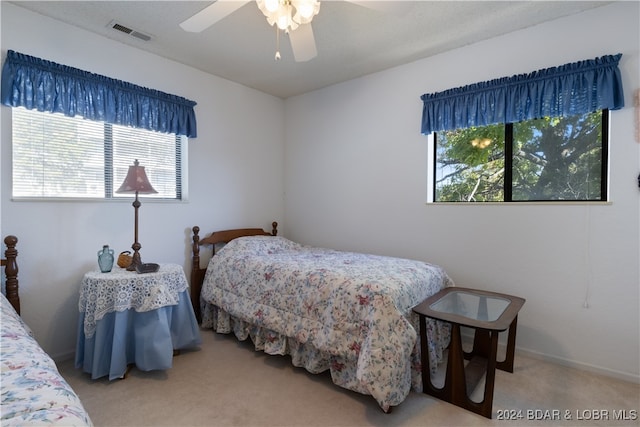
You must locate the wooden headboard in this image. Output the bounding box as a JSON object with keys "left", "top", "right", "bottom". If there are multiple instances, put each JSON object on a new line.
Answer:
{"left": 190, "top": 222, "right": 277, "bottom": 322}
{"left": 1, "top": 235, "right": 19, "bottom": 314}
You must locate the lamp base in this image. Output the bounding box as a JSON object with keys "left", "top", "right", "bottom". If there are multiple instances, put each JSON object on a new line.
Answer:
{"left": 126, "top": 247, "right": 142, "bottom": 271}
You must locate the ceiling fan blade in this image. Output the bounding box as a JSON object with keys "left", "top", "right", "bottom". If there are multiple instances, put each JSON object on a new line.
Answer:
{"left": 347, "top": 1, "right": 412, "bottom": 15}
{"left": 289, "top": 23, "right": 317, "bottom": 62}
{"left": 179, "top": 0, "right": 250, "bottom": 32}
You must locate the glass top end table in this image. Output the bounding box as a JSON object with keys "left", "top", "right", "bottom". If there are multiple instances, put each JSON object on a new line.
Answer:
{"left": 417, "top": 287, "right": 525, "bottom": 332}
{"left": 413, "top": 287, "right": 525, "bottom": 419}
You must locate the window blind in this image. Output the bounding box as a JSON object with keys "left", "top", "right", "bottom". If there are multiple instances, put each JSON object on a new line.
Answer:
{"left": 12, "top": 108, "right": 180, "bottom": 199}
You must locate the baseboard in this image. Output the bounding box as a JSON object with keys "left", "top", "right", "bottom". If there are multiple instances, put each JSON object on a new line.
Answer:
{"left": 515, "top": 346, "right": 640, "bottom": 385}
{"left": 459, "top": 329, "right": 639, "bottom": 384}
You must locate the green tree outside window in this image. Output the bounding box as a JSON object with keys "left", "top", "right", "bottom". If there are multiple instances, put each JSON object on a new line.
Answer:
{"left": 434, "top": 111, "right": 607, "bottom": 202}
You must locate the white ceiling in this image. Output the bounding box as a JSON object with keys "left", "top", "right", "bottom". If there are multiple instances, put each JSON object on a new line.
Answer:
{"left": 9, "top": 1, "right": 612, "bottom": 98}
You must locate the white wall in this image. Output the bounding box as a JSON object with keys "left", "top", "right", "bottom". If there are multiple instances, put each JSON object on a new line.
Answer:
{"left": 0, "top": 3, "right": 285, "bottom": 359}
{"left": 284, "top": 2, "right": 640, "bottom": 382}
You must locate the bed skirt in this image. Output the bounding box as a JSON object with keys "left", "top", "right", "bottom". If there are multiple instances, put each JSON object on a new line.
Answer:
{"left": 201, "top": 302, "right": 449, "bottom": 410}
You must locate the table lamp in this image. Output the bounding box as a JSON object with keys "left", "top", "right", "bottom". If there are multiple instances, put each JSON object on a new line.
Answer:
{"left": 116, "top": 159, "right": 157, "bottom": 271}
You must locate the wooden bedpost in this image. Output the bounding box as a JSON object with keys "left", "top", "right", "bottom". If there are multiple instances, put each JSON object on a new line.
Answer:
{"left": 3, "top": 235, "right": 19, "bottom": 315}
{"left": 189, "top": 221, "right": 278, "bottom": 324}
{"left": 191, "top": 226, "right": 202, "bottom": 323}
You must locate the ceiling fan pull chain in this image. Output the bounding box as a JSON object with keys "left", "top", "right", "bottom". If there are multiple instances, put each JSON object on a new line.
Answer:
{"left": 275, "top": 26, "right": 282, "bottom": 61}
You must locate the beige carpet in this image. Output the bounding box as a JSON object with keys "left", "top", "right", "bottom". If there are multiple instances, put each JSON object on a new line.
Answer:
{"left": 58, "top": 330, "right": 639, "bottom": 427}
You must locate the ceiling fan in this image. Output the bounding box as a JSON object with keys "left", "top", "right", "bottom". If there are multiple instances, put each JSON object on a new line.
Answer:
{"left": 179, "top": 0, "right": 410, "bottom": 62}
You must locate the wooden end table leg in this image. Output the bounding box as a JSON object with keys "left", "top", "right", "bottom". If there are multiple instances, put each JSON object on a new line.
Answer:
{"left": 476, "top": 330, "right": 499, "bottom": 418}
{"left": 426, "top": 322, "right": 500, "bottom": 419}
{"left": 446, "top": 323, "right": 467, "bottom": 402}
{"left": 420, "top": 320, "right": 472, "bottom": 407}
{"left": 496, "top": 315, "right": 518, "bottom": 373}
{"left": 468, "top": 315, "right": 519, "bottom": 373}
{"left": 420, "top": 316, "right": 459, "bottom": 401}
{"left": 420, "top": 315, "right": 445, "bottom": 398}
{"left": 419, "top": 314, "right": 431, "bottom": 390}
{"left": 467, "top": 328, "right": 491, "bottom": 359}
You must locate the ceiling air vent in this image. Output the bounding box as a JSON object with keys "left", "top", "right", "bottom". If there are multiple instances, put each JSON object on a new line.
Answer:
{"left": 108, "top": 20, "right": 152, "bottom": 42}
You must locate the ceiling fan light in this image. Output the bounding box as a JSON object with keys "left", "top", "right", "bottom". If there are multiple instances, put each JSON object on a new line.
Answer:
{"left": 265, "top": 0, "right": 280, "bottom": 13}
{"left": 276, "top": 16, "right": 288, "bottom": 30}
{"left": 296, "top": 0, "right": 314, "bottom": 19}
{"left": 257, "top": 0, "right": 316, "bottom": 32}
{"left": 257, "top": 0, "right": 279, "bottom": 21}
{"left": 292, "top": 0, "right": 319, "bottom": 25}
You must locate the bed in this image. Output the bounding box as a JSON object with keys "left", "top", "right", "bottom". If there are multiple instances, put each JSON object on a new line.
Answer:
{"left": 191, "top": 223, "right": 453, "bottom": 412}
{"left": 1, "top": 235, "right": 93, "bottom": 426}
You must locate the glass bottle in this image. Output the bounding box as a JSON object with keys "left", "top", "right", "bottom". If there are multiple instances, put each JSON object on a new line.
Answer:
{"left": 98, "top": 245, "right": 114, "bottom": 273}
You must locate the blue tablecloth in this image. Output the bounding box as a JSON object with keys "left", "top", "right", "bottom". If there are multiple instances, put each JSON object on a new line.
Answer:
{"left": 75, "top": 265, "right": 201, "bottom": 380}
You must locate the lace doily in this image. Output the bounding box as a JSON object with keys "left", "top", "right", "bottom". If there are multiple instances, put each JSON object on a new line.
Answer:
{"left": 79, "top": 264, "right": 188, "bottom": 338}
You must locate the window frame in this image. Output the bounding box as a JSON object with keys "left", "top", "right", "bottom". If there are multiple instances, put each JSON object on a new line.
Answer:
{"left": 430, "top": 110, "right": 610, "bottom": 203}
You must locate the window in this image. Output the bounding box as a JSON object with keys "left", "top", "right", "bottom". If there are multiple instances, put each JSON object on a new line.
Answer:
{"left": 421, "top": 55, "right": 622, "bottom": 203}
{"left": 12, "top": 107, "right": 184, "bottom": 200}
{"left": 433, "top": 110, "right": 608, "bottom": 202}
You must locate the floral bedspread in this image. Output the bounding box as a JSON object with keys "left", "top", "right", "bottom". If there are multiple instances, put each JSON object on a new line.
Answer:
{"left": 201, "top": 236, "right": 453, "bottom": 411}
{"left": 1, "top": 295, "right": 93, "bottom": 426}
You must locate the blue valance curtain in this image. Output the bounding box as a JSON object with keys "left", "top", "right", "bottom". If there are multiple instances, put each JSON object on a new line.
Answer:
{"left": 420, "top": 54, "right": 624, "bottom": 135}
{"left": 1, "top": 50, "right": 197, "bottom": 138}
